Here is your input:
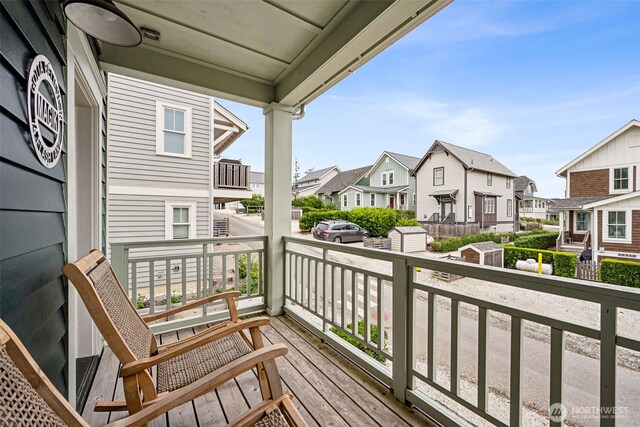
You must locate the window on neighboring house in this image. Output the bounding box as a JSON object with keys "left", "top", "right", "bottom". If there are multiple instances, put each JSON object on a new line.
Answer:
{"left": 507, "top": 199, "right": 512, "bottom": 217}
{"left": 487, "top": 172, "right": 493, "bottom": 186}
{"left": 382, "top": 173, "right": 387, "bottom": 186}
{"left": 483, "top": 197, "right": 495, "bottom": 214}
{"left": 355, "top": 193, "right": 361, "bottom": 207}
{"left": 388, "top": 172, "right": 394, "bottom": 185}
{"left": 413, "top": 193, "right": 416, "bottom": 206}
{"left": 370, "top": 194, "right": 376, "bottom": 206}
{"left": 433, "top": 167, "right": 444, "bottom": 186}
{"left": 156, "top": 101, "right": 192, "bottom": 157}
{"left": 165, "top": 201, "right": 196, "bottom": 240}
{"left": 381, "top": 171, "right": 394, "bottom": 186}
{"left": 506, "top": 178, "right": 511, "bottom": 189}
{"left": 607, "top": 211, "right": 627, "bottom": 240}
{"left": 400, "top": 193, "right": 406, "bottom": 207}
{"left": 343, "top": 194, "right": 348, "bottom": 208}
{"left": 576, "top": 212, "right": 589, "bottom": 232}
{"left": 612, "top": 167, "right": 629, "bottom": 191}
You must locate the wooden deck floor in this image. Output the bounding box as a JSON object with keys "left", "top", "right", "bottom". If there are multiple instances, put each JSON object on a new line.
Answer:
{"left": 82, "top": 315, "right": 436, "bottom": 427}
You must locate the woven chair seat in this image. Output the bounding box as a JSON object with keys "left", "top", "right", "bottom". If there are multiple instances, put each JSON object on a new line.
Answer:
{"left": 157, "top": 332, "right": 252, "bottom": 393}
{"left": 0, "top": 345, "right": 67, "bottom": 427}
{"left": 253, "top": 407, "right": 290, "bottom": 427}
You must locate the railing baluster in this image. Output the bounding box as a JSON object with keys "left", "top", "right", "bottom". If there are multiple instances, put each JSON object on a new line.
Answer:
{"left": 341, "top": 268, "right": 346, "bottom": 328}
{"left": 314, "top": 258, "right": 319, "bottom": 313}
{"left": 258, "top": 250, "right": 263, "bottom": 295}
{"left": 550, "top": 327, "right": 564, "bottom": 427}
{"left": 208, "top": 253, "right": 213, "bottom": 297}
{"left": 165, "top": 260, "right": 171, "bottom": 313}
{"left": 331, "top": 265, "right": 336, "bottom": 325}
{"left": 427, "top": 292, "right": 437, "bottom": 381}
{"left": 510, "top": 316, "right": 523, "bottom": 427}
{"left": 222, "top": 254, "right": 227, "bottom": 293}
{"left": 246, "top": 252, "right": 252, "bottom": 297}
{"left": 181, "top": 258, "right": 187, "bottom": 304}
{"left": 131, "top": 262, "right": 137, "bottom": 307}
{"left": 450, "top": 299, "right": 460, "bottom": 395}
{"left": 377, "top": 278, "right": 383, "bottom": 352}
{"left": 307, "top": 258, "right": 311, "bottom": 309}
{"left": 478, "top": 307, "right": 488, "bottom": 411}
{"left": 364, "top": 275, "right": 370, "bottom": 343}
{"left": 600, "top": 303, "right": 617, "bottom": 427}
{"left": 352, "top": 272, "right": 358, "bottom": 335}
{"left": 286, "top": 252, "right": 291, "bottom": 298}
{"left": 196, "top": 255, "right": 201, "bottom": 299}
{"left": 202, "top": 244, "right": 208, "bottom": 297}
{"left": 294, "top": 254, "right": 298, "bottom": 303}
{"left": 149, "top": 261, "right": 155, "bottom": 314}
{"left": 234, "top": 253, "right": 240, "bottom": 292}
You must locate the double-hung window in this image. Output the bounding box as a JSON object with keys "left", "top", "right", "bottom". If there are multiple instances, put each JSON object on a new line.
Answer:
{"left": 434, "top": 167, "right": 444, "bottom": 186}
{"left": 605, "top": 210, "right": 630, "bottom": 242}
{"left": 355, "top": 193, "right": 361, "bottom": 207}
{"left": 370, "top": 194, "right": 376, "bottom": 206}
{"left": 165, "top": 201, "right": 196, "bottom": 239}
{"left": 483, "top": 197, "right": 495, "bottom": 214}
{"left": 612, "top": 167, "right": 630, "bottom": 192}
{"left": 156, "top": 101, "right": 192, "bottom": 157}
{"left": 342, "top": 194, "right": 348, "bottom": 208}
{"left": 507, "top": 199, "right": 512, "bottom": 217}
{"left": 576, "top": 212, "right": 589, "bottom": 232}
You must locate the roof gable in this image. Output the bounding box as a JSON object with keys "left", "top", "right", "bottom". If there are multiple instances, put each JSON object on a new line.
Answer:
{"left": 316, "top": 166, "right": 372, "bottom": 195}
{"left": 515, "top": 176, "right": 536, "bottom": 192}
{"left": 213, "top": 101, "right": 248, "bottom": 155}
{"left": 298, "top": 166, "right": 340, "bottom": 183}
{"left": 367, "top": 151, "right": 421, "bottom": 176}
{"left": 413, "top": 140, "right": 517, "bottom": 177}
{"left": 556, "top": 119, "right": 640, "bottom": 177}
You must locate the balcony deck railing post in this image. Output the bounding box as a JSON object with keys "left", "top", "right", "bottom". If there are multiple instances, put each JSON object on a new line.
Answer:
{"left": 391, "top": 257, "right": 410, "bottom": 402}
{"left": 110, "top": 243, "right": 128, "bottom": 292}
{"left": 600, "top": 303, "right": 617, "bottom": 427}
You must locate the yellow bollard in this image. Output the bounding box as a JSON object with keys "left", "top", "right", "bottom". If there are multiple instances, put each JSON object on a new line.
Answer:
{"left": 537, "top": 253, "right": 543, "bottom": 274}
{"left": 416, "top": 267, "right": 422, "bottom": 272}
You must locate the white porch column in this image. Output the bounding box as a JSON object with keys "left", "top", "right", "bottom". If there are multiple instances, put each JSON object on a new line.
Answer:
{"left": 263, "top": 103, "right": 295, "bottom": 316}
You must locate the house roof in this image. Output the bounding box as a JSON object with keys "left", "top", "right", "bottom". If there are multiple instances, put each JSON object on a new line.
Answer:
{"left": 298, "top": 166, "right": 340, "bottom": 184}
{"left": 250, "top": 171, "right": 264, "bottom": 184}
{"left": 429, "top": 189, "right": 459, "bottom": 198}
{"left": 392, "top": 226, "right": 426, "bottom": 234}
{"left": 367, "top": 151, "right": 421, "bottom": 176}
{"left": 413, "top": 140, "right": 517, "bottom": 177}
{"left": 293, "top": 183, "right": 320, "bottom": 194}
{"left": 582, "top": 191, "right": 640, "bottom": 209}
{"left": 473, "top": 191, "right": 503, "bottom": 197}
{"left": 556, "top": 119, "right": 639, "bottom": 177}
{"left": 461, "top": 242, "right": 502, "bottom": 252}
{"left": 515, "top": 176, "right": 536, "bottom": 192}
{"left": 316, "top": 166, "right": 372, "bottom": 195}
{"left": 349, "top": 185, "right": 409, "bottom": 194}
{"left": 213, "top": 101, "right": 248, "bottom": 155}
{"left": 548, "top": 196, "right": 611, "bottom": 210}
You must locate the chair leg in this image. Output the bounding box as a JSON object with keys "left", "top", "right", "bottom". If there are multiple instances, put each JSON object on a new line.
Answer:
{"left": 123, "top": 374, "right": 144, "bottom": 414}
{"left": 249, "top": 327, "right": 271, "bottom": 400}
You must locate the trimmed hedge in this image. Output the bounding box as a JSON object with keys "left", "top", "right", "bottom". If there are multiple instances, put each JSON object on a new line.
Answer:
{"left": 299, "top": 208, "right": 401, "bottom": 237}
{"left": 600, "top": 259, "right": 640, "bottom": 288}
{"left": 396, "top": 217, "right": 421, "bottom": 227}
{"left": 513, "top": 232, "right": 559, "bottom": 250}
{"left": 330, "top": 320, "right": 388, "bottom": 363}
{"left": 432, "top": 230, "right": 557, "bottom": 253}
{"left": 503, "top": 246, "right": 577, "bottom": 278}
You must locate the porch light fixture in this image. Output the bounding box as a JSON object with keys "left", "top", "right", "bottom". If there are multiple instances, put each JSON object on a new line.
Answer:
{"left": 64, "top": 0, "right": 141, "bottom": 47}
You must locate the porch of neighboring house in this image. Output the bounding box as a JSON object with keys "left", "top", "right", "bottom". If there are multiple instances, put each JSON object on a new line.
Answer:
{"left": 83, "top": 315, "right": 433, "bottom": 427}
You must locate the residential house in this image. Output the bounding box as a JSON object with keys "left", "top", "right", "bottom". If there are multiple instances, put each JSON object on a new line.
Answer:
{"left": 250, "top": 171, "right": 265, "bottom": 196}
{"left": 515, "top": 176, "right": 552, "bottom": 221}
{"left": 293, "top": 165, "right": 341, "bottom": 197}
{"left": 108, "top": 74, "right": 249, "bottom": 248}
{"left": 412, "top": 141, "right": 518, "bottom": 232}
{"left": 316, "top": 166, "right": 372, "bottom": 208}
{"left": 350, "top": 151, "right": 421, "bottom": 211}
{"left": 554, "top": 119, "right": 640, "bottom": 261}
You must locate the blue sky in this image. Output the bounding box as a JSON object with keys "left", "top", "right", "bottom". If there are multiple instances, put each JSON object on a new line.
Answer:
{"left": 219, "top": 0, "right": 640, "bottom": 198}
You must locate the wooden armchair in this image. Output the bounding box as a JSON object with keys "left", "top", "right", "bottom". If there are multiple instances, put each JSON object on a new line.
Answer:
{"left": 0, "top": 319, "right": 307, "bottom": 427}
{"left": 62, "top": 250, "right": 272, "bottom": 415}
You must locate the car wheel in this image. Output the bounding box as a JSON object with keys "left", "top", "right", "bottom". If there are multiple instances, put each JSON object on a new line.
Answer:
{"left": 333, "top": 236, "right": 342, "bottom": 243}
{"left": 363, "top": 233, "right": 369, "bottom": 238}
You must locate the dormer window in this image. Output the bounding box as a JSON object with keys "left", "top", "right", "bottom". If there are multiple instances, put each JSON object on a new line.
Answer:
{"left": 612, "top": 167, "right": 630, "bottom": 192}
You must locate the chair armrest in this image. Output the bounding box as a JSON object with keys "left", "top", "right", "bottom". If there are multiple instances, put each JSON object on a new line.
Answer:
{"left": 120, "top": 316, "right": 270, "bottom": 377}
{"left": 104, "top": 344, "right": 289, "bottom": 427}
{"left": 142, "top": 291, "right": 241, "bottom": 323}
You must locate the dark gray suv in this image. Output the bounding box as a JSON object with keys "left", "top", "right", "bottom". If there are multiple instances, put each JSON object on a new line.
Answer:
{"left": 312, "top": 220, "right": 369, "bottom": 243}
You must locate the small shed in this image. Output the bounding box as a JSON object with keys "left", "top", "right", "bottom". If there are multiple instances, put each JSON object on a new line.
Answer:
{"left": 389, "top": 226, "right": 428, "bottom": 253}
{"left": 460, "top": 242, "right": 503, "bottom": 267}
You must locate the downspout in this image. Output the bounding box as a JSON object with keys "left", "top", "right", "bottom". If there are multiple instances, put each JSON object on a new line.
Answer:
{"left": 292, "top": 104, "right": 306, "bottom": 121}
{"left": 464, "top": 168, "right": 468, "bottom": 224}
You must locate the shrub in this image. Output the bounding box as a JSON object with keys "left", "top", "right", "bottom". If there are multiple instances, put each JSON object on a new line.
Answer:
{"left": 396, "top": 210, "right": 416, "bottom": 221}
{"left": 503, "top": 247, "right": 576, "bottom": 278}
{"left": 430, "top": 241, "right": 442, "bottom": 252}
{"left": 330, "top": 320, "right": 388, "bottom": 363}
{"left": 232, "top": 254, "right": 260, "bottom": 294}
{"left": 292, "top": 195, "right": 324, "bottom": 209}
{"left": 513, "top": 232, "right": 559, "bottom": 250}
{"left": 241, "top": 193, "right": 264, "bottom": 209}
{"left": 299, "top": 207, "right": 399, "bottom": 237}
{"left": 600, "top": 259, "right": 640, "bottom": 288}
{"left": 298, "top": 209, "right": 347, "bottom": 231}
{"left": 396, "top": 217, "right": 421, "bottom": 227}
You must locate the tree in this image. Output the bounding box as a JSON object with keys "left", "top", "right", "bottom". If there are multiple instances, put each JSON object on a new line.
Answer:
{"left": 293, "top": 158, "right": 301, "bottom": 187}
{"left": 304, "top": 166, "right": 316, "bottom": 175}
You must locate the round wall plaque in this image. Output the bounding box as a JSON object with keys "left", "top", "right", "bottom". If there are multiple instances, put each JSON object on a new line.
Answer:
{"left": 27, "top": 54, "right": 65, "bottom": 168}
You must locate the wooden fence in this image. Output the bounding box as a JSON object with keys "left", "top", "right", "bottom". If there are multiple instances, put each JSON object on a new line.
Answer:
{"left": 577, "top": 260, "right": 599, "bottom": 281}
{"left": 420, "top": 222, "right": 480, "bottom": 238}
{"left": 212, "top": 217, "right": 229, "bottom": 237}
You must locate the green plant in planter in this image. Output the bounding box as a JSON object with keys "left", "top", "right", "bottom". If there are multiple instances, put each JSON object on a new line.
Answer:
{"left": 330, "top": 320, "right": 388, "bottom": 363}
{"left": 170, "top": 292, "right": 182, "bottom": 304}
{"left": 136, "top": 294, "right": 147, "bottom": 309}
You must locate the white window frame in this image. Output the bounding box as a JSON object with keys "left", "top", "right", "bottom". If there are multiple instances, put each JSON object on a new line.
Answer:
{"left": 342, "top": 194, "right": 348, "bottom": 208}
{"left": 602, "top": 208, "right": 631, "bottom": 244}
{"left": 355, "top": 193, "right": 361, "bottom": 207}
{"left": 433, "top": 167, "right": 444, "bottom": 186}
{"left": 165, "top": 201, "right": 197, "bottom": 240}
{"left": 507, "top": 199, "right": 512, "bottom": 217}
{"left": 381, "top": 171, "right": 394, "bottom": 186}
{"left": 483, "top": 197, "right": 495, "bottom": 214}
{"left": 400, "top": 193, "right": 406, "bottom": 207}
{"left": 156, "top": 100, "right": 192, "bottom": 158}
{"left": 370, "top": 193, "right": 376, "bottom": 206}
{"left": 574, "top": 211, "right": 590, "bottom": 234}
{"left": 609, "top": 166, "right": 631, "bottom": 194}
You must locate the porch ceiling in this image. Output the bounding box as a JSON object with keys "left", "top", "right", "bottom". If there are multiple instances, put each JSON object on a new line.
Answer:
{"left": 98, "top": 0, "right": 451, "bottom": 107}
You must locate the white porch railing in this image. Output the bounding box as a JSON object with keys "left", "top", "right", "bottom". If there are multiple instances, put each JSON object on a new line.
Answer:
{"left": 282, "top": 236, "right": 640, "bottom": 427}
{"left": 111, "top": 235, "right": 267, "bottom": 333}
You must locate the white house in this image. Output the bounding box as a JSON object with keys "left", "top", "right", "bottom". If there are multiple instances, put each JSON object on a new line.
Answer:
{"left": 412, "top": 140, "right": 518, "bottom": 232}
{"left": 515, "top": 176, "right": 552, "bottom": 220}
{"left": 293, "top": 166, "right": 341, "bottom": 197}
{"left": 553, "top": 119, "right": 640, "bottom": 261}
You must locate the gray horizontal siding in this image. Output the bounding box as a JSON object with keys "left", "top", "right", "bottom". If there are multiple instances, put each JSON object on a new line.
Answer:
{"left": 107, "top": 74, "right": 211, "bottom": 185}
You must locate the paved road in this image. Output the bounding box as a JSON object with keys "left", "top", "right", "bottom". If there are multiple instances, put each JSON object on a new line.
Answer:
{"left": 217, "top": 211, "right": 640, "bottom": 425}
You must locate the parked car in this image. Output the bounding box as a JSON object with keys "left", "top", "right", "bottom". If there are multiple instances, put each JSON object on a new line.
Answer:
{"left": 313, "top": 220, "right": 369, "bottom": 243}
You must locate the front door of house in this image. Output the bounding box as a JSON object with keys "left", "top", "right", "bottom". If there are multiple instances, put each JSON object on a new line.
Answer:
{"left": 441, "top": 198, "right": 453, "bottom": 221}
{"left": 389, "top": 195, "right": 395, "bottom": 209}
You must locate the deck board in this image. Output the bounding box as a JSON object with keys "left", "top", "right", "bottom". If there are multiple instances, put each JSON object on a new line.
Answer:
{"left": 83, "top": 314, "right": 437, "bottom": 426}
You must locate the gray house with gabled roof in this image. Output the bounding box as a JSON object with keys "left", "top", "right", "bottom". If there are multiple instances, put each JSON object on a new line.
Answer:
{"left": 316, "top": 166, "right": 372, "bottom": 208}
{"left": 412, "top": 140, "right": 518, "bottom": 232}
{"left": 293, "top": 165, "right": 341, "bottom": 197}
